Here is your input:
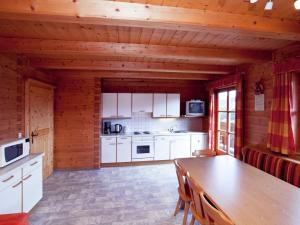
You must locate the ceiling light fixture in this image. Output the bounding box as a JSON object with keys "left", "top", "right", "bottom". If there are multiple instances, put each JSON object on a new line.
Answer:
{"left": 295, "top": 0, "right": 300, "bottom": 9}
{"left": 250, "top": 0, "right": 258, "bottom": 3}
{"left": 264, "top": 0, "right": 273, "bottom": 10}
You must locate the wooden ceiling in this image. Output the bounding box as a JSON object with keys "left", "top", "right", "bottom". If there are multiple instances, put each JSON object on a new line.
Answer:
{"left": 0, "top": 0, "right": 299, "bottom": 80}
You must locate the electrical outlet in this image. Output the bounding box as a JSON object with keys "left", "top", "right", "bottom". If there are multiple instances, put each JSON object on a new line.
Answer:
{"left": 18, "top": 132, "right": 22, "bottom": 139}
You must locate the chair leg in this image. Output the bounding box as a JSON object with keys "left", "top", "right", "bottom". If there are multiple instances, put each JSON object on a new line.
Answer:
{"left": 189, "top": 216, "right": 195, "bottom": 225}
{"left": 182, "top": 201, "right": 190, "bottom": 225}
{"left": 174, "top": 196, "right": 181, "bottom": 216}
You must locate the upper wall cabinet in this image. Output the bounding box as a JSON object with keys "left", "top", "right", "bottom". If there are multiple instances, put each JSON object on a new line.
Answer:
{"left": 118, "top": 93, "right": 132, "bottom": 118}
{"left": 102, "top": 93, "right": 118, "bottom": 118}
{"left": 132, "top": 93, "right": 153, "bottom": 113}
{"left": 167, "top": 94, "right": 180, "bottom": 117}
{"left": 153, "top": 93, "right": 180, "bottom": 118}
{"left": 153, "top": 94, "right": 167, "bottom": 117}
{"left": 102, "top": 93, "right": 132, "bottom": 118}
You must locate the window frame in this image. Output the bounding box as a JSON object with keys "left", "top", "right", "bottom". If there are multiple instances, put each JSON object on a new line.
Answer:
{"left": 216, "top": 88, "right": 236, "bottom": 156}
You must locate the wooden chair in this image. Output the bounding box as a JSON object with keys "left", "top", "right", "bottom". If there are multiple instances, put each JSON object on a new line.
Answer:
{"left": 200, "top": 192, "right": 234, "bottom": 225}
{"left": 174, "top": 160, "right": 191, "bottom": 225}
{"left": 192, "top": 149, "right": 216, "bottom": 158}
{"left": 186, "top": 172, "right": 206, "bottom": 225}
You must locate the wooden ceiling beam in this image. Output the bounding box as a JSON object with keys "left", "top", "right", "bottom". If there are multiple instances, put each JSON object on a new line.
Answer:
{"left": 51, "top": 70, "right": 219, "bottom": 81}
{"left": 30, "top": 58, "right": 235, "bottom": 74}
{"left": 0, "top": 38, "right": 272, "bottom": 64}
{"left": 0, "top": 1, "right": 298, "bottom": 41}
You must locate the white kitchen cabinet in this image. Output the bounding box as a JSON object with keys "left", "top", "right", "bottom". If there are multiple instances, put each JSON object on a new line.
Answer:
{"left": 154, "top": 136, "right": 170, "bottom": 160}
{"left": 132, "top": 93, "right": 153, "bottom": 113}
{"left": 101, "top": 137, "right": 117, "bottom": 163}
{"left": 191, "top": 133, "right": 209, "bottom": 154}
{"left": 153, "top": 94, "right": 167, "bottom": 117}
{"left": 170, "top": 135, "right": 191, "bottom": 159}
{"left": 22, "top": 165, "right": 43, "bottom": 213}
{"left": 167, "top": 94, "right": 180, "bottom": 117}
{"left": 0, "top": 170, "right": 22, "bottom": 214}
{"left": 118, "top": 93, "right": 132, "bottom": 118}
{"left": 117, "top": 137, "right": 132, "bottom": 162}
{"left": 0, "top": 155, "right": 43, "bottom": 214}
{"left": 102, "top": 93, "right": 118, "bottom": 118}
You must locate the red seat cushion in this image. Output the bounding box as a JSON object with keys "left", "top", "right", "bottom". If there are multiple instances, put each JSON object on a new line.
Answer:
{"left": 293, "top": 164, "right": 300, "bottom": 187}
{"left": 264, "top": 155, "right": 284, "bottom": 178}
{"left": 283, "top": 161, "right": 297, "bottom": 184}
{"left": 0, "top": 213, "right": 28, "bottom": 225}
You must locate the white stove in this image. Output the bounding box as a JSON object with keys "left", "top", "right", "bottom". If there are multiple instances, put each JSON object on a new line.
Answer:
{"left": 132, "top": 131, "right": 154, "bottom": 161}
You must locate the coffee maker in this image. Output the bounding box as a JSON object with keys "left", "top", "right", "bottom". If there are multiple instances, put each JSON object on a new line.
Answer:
{"left": 103, "top": 121, "right": 111, "bottom": 134}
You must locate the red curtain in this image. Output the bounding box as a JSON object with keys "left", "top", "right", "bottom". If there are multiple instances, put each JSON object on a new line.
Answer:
{"left": 208, "top": 74, "right": 243, "bottom": 159}
{"left": 267, "top": 72, "right": 295, "bottom": 155}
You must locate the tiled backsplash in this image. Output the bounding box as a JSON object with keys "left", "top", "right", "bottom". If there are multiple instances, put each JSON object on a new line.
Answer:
{"left": 103, "top": 112, "right": 204, "bottom": 133}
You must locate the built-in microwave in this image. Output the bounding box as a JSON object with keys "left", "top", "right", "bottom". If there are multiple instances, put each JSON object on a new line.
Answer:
{"left": 186, "top": 100, "right": 205, "bottom": 117}
{"left": 0, "top": 138, "right": 30, "bottom": 168}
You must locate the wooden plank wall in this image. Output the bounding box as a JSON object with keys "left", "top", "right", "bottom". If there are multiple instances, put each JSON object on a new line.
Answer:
{"left": 54, "top": 75, "right": 101, "bottom": 169}
{"left": 0, "top": 55, "right": 54, "bottom": 142}
{"left": 242, "top": 62, "right": 300, "bottom": 154}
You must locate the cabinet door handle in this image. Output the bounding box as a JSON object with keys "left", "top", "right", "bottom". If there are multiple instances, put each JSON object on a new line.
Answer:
{"left": 12, "top": 181, "right": 22, "bottom": 188}
{"left": 160, "top": 115, "right": 166, "bottom": 117}
{"left": 109, "top": 143, "right": 116, "bottom": 145}
{"left": 2, "top": 175, "right": 14, "bottom": 182}
{"left": 118, "top": 143, "right": 123, "bottom": 145}
{"left": 30, "top": 161, "right": 38, "bottom": 166}
{"left": 23, "top": 174, "right": 32, "bottom": 181}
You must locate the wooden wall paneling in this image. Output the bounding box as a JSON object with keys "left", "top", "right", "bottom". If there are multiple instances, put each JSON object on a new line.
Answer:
{"left": 54, "top": 76, "right": 100, "bottom": 169}
{"left": 0, "top": 55, "right": 54, "bottom": 142}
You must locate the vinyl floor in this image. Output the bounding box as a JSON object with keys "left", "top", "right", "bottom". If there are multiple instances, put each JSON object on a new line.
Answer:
{"left": 30, "top": 164, "right": 197, "bottom": 225}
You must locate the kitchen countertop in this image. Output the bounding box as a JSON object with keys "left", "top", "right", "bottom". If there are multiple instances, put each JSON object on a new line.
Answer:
{"left": 0, "top": 153, "right": 43, "bottom": 177}
{"left": 100, "top": 131, "right": 208, "bottom": 137}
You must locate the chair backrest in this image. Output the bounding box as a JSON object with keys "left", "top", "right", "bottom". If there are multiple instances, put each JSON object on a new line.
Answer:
{"left": 200, "top": 192, "right": 234, "bottom": 225}
{"left": 186, "top": 172, "right": 205, "bottom": 219}
{"left": 174, "top": 160, "right": 190, "bottom": 198}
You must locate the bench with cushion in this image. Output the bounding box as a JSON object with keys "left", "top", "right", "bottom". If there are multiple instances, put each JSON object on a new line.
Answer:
{"left": 242, "top": 146, "right": 300, "bottom": 188}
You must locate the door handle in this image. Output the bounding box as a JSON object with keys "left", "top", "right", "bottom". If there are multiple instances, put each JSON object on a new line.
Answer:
{"left": 31, "top": 130, "right": 38, "bottom": 144}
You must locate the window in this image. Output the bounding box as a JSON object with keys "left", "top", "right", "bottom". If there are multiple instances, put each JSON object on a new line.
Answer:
{"left": 217, "top": 89, "right": 236, "bottom": 156}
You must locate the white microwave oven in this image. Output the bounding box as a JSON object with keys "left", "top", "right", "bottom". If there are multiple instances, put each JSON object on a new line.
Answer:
{"left": 0, "top": 138, "right": 30, "bottom": 168}
{"left": 186, "top": 100, "right": 205, "bottom": 117}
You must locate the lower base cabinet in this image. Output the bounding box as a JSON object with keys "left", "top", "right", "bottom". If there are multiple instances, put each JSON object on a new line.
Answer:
{"left": 117, "top": 137, "right": 131, "bottom": 162}
{"left": 101, "top": 137, "right": 117, "bottom": 163}
{"left": 22, "top": 166, "right": 43, "bottom": 213}
{"left": 154, "top": 136, "right": 170, "bottom": 160}
{"left": 0, "top": 155, "right": 43, "bottom": 214}
{"left": 0, "top": 178, "right": 22, "bottom": 214}
{"left": 170, "top": 136, "right": 191, "bottom": 159}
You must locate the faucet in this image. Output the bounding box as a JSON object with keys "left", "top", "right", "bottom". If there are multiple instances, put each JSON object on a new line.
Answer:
{"left": 168, "top": 125, "right": 176, "bottom": 133}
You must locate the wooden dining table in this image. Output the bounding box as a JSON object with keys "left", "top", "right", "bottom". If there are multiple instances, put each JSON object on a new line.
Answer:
{"left": 177, "top": 155, "right": 300, "bottom": 225}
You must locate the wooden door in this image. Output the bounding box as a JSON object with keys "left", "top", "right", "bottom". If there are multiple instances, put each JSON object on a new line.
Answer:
{"left": 25, "top": 80, "right": 54, "bottom": 179}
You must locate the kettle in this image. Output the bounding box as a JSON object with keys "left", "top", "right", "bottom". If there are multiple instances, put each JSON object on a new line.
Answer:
{"left": 114, "top": 124, "right": 123, "bottom": 133}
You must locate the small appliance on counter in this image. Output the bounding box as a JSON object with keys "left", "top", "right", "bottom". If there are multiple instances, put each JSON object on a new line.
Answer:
{"left": 0, "top": 138, "right": 30, "bottom": 168}
{"left": 103, "top": 121, "right": 112, "bottom": 134}
{"left": 113, "top": 124, "right": 123, "bottom": 134}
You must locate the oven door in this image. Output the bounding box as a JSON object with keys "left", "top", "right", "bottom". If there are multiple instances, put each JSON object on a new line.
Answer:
{"left": 132, "top": 141, "right": 154, "bottom": 159}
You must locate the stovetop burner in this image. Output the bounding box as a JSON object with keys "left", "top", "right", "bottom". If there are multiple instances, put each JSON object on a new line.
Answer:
{"left": 133, "top": 131, "right": 152, "bottom": 135}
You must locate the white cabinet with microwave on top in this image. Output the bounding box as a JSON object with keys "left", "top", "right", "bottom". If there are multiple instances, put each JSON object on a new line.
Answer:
{"left": 132, "top": 93, "right": 153, "bottom": 113}
{"left": 0, "top": 153, "right": 43, "bottom": 214}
